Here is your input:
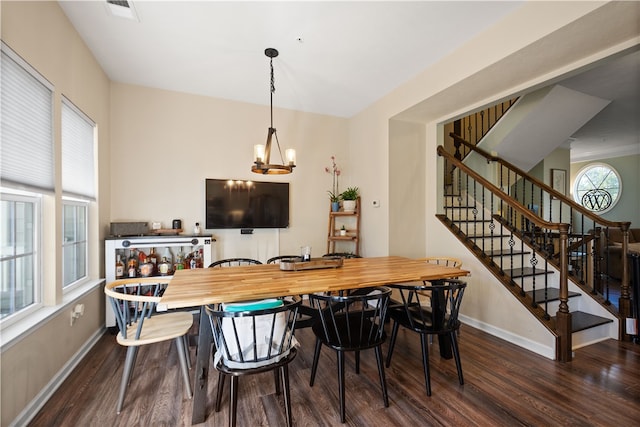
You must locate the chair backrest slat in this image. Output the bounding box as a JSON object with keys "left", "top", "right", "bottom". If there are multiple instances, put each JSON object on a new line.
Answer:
{"left": 266, "top": 255, "right": 302, "bottom": 264}
{"left": 309, "top": 287, "right": 391, "bottom": 350}
{"left": 208, "top": 258, "right": 262, "bottom": 268}
{"left": 390, "top": 280, "right": 467, "bottom": 334}
{"left": 206, "top": 296, "right": 301, "bottom": 369}
{"left": 104, "top": 278, "right": 171, "bottom": 339}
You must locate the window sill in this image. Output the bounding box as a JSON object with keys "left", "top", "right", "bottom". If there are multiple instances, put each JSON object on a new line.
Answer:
{"left": 0, "top": 279, "right": 104, "bottom": 352}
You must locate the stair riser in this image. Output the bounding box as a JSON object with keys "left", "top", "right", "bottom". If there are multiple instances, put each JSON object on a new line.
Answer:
{"left": 572, "top": 322, "right": 618, "bottom": 348}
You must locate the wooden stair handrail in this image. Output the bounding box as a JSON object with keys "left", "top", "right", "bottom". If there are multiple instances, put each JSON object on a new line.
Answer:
{"left": 449, "top": 132, "right": 631, "bottom": 231}
{"left": 437, "top": 146, "right": 568, "bottom": 233}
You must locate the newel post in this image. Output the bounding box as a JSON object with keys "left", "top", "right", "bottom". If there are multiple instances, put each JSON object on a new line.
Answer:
{"left": 619, "top": 222, "right": 632, "bottom": 339}
{"left": 556, "top": 224, "right": 572, "bottom": 362}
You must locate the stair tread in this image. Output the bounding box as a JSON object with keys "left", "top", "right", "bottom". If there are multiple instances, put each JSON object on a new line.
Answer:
{"left": 552, "top": 310, "right": 613, "bottom": 333}
{"left": 488, "top": 249, "right": 531, "bottom": 256}
{"left": 507, "top": 267, "right": 554, "bottom": 278}
{"left": 525, "top": 287, "right": 580, "bottom": 303}
{"left": 467, "top": 233, "right": 512, "bottom": 238}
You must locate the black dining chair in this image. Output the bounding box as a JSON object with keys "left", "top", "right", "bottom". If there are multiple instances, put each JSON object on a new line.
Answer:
{"left": 206, "top": 296, "right": 302, "bottom": 427}
{"left": 267, "top": 255, "right": 316, "bottom": 328}
{"left": 308, "top": 286, "right": 391, "bottom": 423}
{"left": 266, "top": 255, "right": 302, "bottom": 264}
{"left": 208, "top": 258, "right": 262, "bottom": 268}
{"left": 385, "top": 279, "right": 467, "bottom": 396}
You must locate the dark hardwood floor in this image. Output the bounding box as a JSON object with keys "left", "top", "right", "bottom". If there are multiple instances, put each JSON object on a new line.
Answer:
{"left": 29, "top": 320, "right": 640, "bottom": 426}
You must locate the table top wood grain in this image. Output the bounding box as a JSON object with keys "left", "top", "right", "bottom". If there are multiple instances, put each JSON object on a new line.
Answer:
{"left": 159, "top": 256, "right": 469, "bottom": 309}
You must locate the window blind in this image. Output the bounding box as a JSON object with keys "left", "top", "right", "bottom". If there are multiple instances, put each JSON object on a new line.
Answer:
{"left": 1, "top": 44, "right": 54, "bottom": 193}
{"left": 62, "top": 98, "right": 96, "bottom": 199}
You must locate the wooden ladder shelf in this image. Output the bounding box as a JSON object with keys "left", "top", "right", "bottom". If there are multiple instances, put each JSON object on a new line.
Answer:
{"left": 326, "top": 198, "right": 360, "bottom": 255}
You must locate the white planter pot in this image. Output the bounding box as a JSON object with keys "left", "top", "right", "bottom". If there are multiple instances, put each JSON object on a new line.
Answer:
{"left": 343, "top": 200, "right": 357, "bottom": 212}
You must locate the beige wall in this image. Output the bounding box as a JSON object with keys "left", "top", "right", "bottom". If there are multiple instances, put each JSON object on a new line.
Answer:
{"left": 109, "top": 83, "right": 349, "bottom": 259}
{"left": 1, "top": 2, "right": 110, "bottom": 425}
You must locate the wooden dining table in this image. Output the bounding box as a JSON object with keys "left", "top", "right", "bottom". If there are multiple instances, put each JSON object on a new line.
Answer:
{"left": 159, "top": 255, "right": 469, "bottom": 425}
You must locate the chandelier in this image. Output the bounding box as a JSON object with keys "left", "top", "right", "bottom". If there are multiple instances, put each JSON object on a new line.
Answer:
{"left": 252, "top": 48, "right": 296, "bottom": 175}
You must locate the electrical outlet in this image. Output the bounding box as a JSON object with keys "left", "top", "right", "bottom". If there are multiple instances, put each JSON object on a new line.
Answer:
{"left": 70, "top": 304, "right": 85, "bottom": 326}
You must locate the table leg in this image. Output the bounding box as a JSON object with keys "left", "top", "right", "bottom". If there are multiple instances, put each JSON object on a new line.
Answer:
{"left": 192, "top": 305, "right": 212, "bottom": 424}
{"left": 432, "top": 282, "right": 453, "bottom": 360}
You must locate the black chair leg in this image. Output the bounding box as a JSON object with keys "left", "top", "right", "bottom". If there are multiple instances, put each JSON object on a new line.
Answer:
{"left": 215, "top": 372, "right": 225, "bottom": 412}
{"left": 274, "top": 369, "right": 281, "bottom": 395}
{"left": 281, "top": 365, "right": 293, "bottom": 427}
{"left": 337, "top": 350, "right": 346, "bottom": 423}
{"left": 309, "top": 337, "right": 322, "bottom": 386}
{"left": 355, "top": 350, "right": 360, "bottom": 374}
{"left": 374, "top": 345, "right": 389, "bottom": 407}
{"left": 229, "top": 376, "right": 239, "bottom": 427}
{"left": 385, "top": 320, "right": 400, "bottom": 368}
{"left": 420, "top": 334, "right": 431, "bottom": 396}
{"left": 451, "top": 332, "right": 464, "bottom": 385}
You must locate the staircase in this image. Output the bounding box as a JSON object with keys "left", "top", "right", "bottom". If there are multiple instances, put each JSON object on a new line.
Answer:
{"left": 437, "top": 136, "right": 633, "bottom": 361}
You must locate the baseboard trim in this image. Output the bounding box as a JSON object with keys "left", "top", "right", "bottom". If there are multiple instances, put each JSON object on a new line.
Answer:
{"left": 460, "top": 315, "right": 556, "bottom": 360}
{"left": 9, "top": 327, "right": 106, "bottom": 427}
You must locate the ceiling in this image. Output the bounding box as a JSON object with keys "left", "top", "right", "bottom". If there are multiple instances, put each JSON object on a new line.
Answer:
{"left": 58, "top": 1, "right": 638, "bottom": 162}
{"left": 57, "top": 1, "right": 522, "bottom": 117}
{"left": 556, "top": 49, "right": 640, "bottom": 162}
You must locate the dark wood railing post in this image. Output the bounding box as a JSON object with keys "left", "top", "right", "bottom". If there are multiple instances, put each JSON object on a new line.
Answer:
{"left": 556, "top": 224, "right": 572, "bottom": 362}
{"left": 620, "top": 223, "right": 632, "bottom": 339}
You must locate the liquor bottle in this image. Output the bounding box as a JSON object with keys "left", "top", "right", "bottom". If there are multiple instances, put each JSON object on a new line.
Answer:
{"left": 174, "top": 247, "right": 185, "bottom": 271}
{"left": 128, "top": 262, "right": 137, "bottom": 278}
{"left": 158, "top": 256, "right": 171, "bottom": 276}
{"left": 148, "top": 247, "right": 160, "bottom": 274}
{"left": 197, "top": 248, "right": 204, "bottom": 268}
{"left": 115, "top": 254, "right": 125, "bottom": 279}
{"left": 139, "top": 260, "right": 154, "bottom": 277}
{"left": 127, "top": 250, "right": 138, "bottom": 277}
{"left": 138, "top": 249, "right": 148, "bottom": 265}
{"left": 163, "top": 247, "right": 173, "bottom": 266}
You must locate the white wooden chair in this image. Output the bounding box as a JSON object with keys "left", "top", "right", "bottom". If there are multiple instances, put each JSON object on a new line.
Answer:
{"left": 419, "top": 256, "right": 463, "bottom": 269}
{"left": 104, "top": 277, "right": 193, "bottom": 414}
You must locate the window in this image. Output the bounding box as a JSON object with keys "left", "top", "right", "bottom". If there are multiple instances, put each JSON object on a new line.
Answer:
{"left": 573, "top": 163, "right": 622, "bottom": 214}
{"left": 1, "top": 42, "right": 52, "bottom": 322}
{"left": 62, "top": 200, "right": 88, "bottom": 287}
{"left": 1, "top": 193, "right": 40, "bottom": 320}
{"left": 61, "top": 99, "right": 95, "bottom": 289}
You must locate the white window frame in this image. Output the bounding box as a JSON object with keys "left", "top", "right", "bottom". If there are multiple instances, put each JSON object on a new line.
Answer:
{"left": 61, "top": 97, "right": 95, "bottom": 292}
{"left": 0, "top": 190, "right": 42, "bottom": 326}
{"left": 572, "top": 162, "right": 622, "bottom": 214}
{"left": 62, "top": 198, "right": 89, "bottom": 290}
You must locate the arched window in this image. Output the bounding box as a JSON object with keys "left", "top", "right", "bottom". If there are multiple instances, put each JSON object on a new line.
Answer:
{"left": 573, "top": 163, "right": 622, "bottom": 214}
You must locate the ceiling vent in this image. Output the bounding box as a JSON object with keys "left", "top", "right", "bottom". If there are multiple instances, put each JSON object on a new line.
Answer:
{"left": 105, "top": 0, "right": 139, "bottom": 22}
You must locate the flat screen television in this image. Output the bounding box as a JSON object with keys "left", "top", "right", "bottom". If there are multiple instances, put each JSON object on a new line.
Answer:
{"left": 205, "top": 179, "right": 289, "bottom": 229}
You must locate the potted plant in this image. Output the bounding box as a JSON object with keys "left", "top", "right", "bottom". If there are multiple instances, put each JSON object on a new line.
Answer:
{"left": 340, "top": 187, "right": 359, "bottom": 212}
{"left": 325, "top": 156, "right": 341, "bottom": 212}
{"left": 328, "top": 191, "right": 341, "bottom": 212}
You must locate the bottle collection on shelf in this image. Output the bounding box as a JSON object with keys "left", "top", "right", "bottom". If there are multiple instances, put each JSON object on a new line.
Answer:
{"left": 115, "top": 246, "right": 204, "bottom": 279}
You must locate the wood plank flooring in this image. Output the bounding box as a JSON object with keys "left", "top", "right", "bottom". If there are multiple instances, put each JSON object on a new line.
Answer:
{"left": 29, "top": 321, "right": 640, "bottom": 426}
